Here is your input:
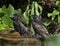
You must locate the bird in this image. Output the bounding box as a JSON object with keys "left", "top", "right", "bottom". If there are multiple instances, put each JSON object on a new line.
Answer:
{"left": 32, "top": 15, "right": 49, "bottom": 37}
{"left": 10, "top": 14, "right": 35, "bottom": 38}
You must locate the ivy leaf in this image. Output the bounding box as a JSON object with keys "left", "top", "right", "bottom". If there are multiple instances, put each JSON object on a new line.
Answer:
{"left": 0, "top": 8, "right": 2, "bottom": 13}
{"left": 48, "top": 13, "right": 52, "bottom": 17}
{"left": 31, "top": 1, "right": 34, "bottom": 15}
{"left": 2, "top": 15, "right": 13, "bottom": 28}
{"left": 22, "top": 5, "right": 31, "bottom": 24}
{"left": 1, "top": 5, "right": 7, "bottom": 14}
{"left": 0, "top": 21, "right": 5, "bottom": 30}
{"left": 43, "top": 22, "right": 51, "bottom": 26}
{"left": 7, "top": 4, "right": 15, "bottom": 16}
{"left": 22, "top": 11, "right": 29, "bottom": 24}
{"left": 15, "top": 9, "right": 22, "bottom": 15}
{"left": 35, "top": 2, "right": 39, "bottom": 16}
{"left": 35, "top": 2, "right": 42, "bottom": 16}
{"left": 52, "top": 10, "right": 59, "bottom": 21}
{"left": 30, "top": 24, "right": 35, "bottom": 34}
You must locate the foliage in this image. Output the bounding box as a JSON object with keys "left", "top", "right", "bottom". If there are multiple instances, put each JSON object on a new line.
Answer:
{"left": 0, "top": 0, "right": 60, "bottom": 31}
{"left": 0, "top": 5, "right": 13, "bottom": 30}
{"left": 43, "top": 0, "right": 60, "bottom": 26}
{"left": 0, "top": 4, "right": 22, "bottom": 30}
{"left": 0, "top": 0, "right": 60, "bottom": 46}
{"left": 22, "top": 1, "right": 42, "bottom": 24}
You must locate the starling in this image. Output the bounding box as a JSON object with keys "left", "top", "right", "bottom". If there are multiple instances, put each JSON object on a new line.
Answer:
{"left": 32, "top": 15, "right": 49, "bottom": 37}
{"left": 10, "top": 14, "right": 35, "bottom": 38}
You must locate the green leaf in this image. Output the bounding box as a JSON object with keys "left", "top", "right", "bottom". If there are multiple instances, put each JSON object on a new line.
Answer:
{"left": 35, "top": 2, "right": 42, "bottom": 16}
{"left": 0, "top": 8, "right": 2, "bottom": 13}
{"left": 56, "top": 1, "right": 60, "bottom": 7}
{"left": 52, "top": 10, "right": 59, "bottom": 16}
{"left": 52, "top": 10, "right": 59, "bottom": 21}
{"left": 43, "top": 22, "right": 51, "bottom": 26}
{"left": 31, "top": 1, "right": 34, "bottom": 15}
{"left": 30, "top": 24, "right": 35, "bottom": 34}
{"left": 26, "top": 4, "right": 30, "bottom": 11}
{"left": 48, "top": 13, "right": 52, "bottom": 17}
{"left": 15, "top": 9, "right": 22, "bottom": 15}
{"left": 0, "top": 22, "right": 5, "bottom": 30}
{"left": 2, "top": 14, "right": 13, "bottom": 28}
{"left": 1, "top": 5, "right": 7, "bottom": 14}
{"left": 35, "top": 2, "right": 39, "bottom": 16}
{"left": 22, "top": 12, "right": 29, "bottom": 24}
{"left": 7, "top": 4, "right": 15, "bottom": 16}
